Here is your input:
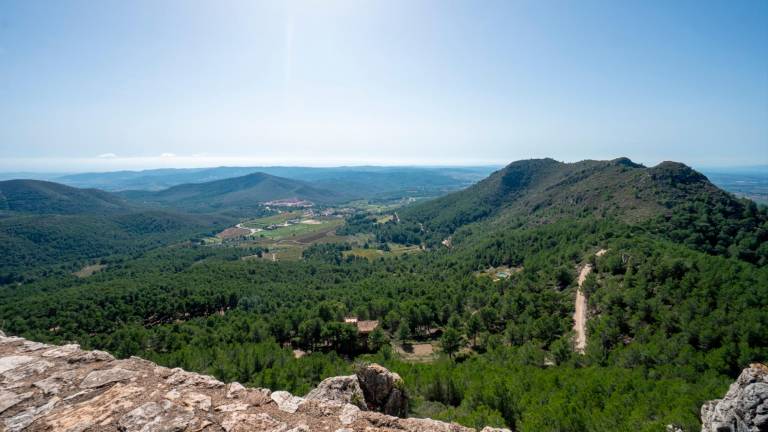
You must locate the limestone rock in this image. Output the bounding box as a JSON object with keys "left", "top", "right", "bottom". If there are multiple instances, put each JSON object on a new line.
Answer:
{"left": 79, "top": 367, "right": 137, "bottom": 388}
{"left": 165, "top": 368, "right": 224, "bottom": 388}
{"left": 221, "top": 412, "right": 287, "bottom": 432}
{"left": 118, "top": 400, "right": 196, "bottom": 432}
{"left": 41, "top": 344, "right": 81, "bottom": 358}
{"left": 179, "top": 391, "right": 212, "bottom": 411}
{"left": 356, "top": 363, "right": 408, "bottom": 417}
{"left": 46, "top": 383, "right": 143, "bottom": 432}
{"left": 1, "top": 359, "right": 54, "bottom": 383}
{"left": 1, "top": 333, "right": 512, "bottom": 432}
{"left": 339, "top": 403, "right": 361, "bottom": 425}
{"left": 34, "top": 369, "right": 79, "bottom": 395}
{"left": 4, "top": 396, "right": 59, "bottom": 432}
{"left": 305, "top": 374, "right": 367, "bottom": 409}
{"left": 226, "top": 381, "right": 246, "bottom": 398}
{"left": 244, "top": 387, "right": 273, "bottom": 406}
{"left": 0, "top": 355, "right": 36, "bottom": 374}
{"left": 701, "top": 363, "right": 768, "bottom": 432}
{"left": 67, "top": 349, "right": 115, "bottom": 363}
{"left": 271, "top": 390, "right": 305, "bottom": 413}
{"left": 0, "top": 390, "right": 33, "bottom": 414}
{"left": 18, "top": 341, "right": 50, "bottom": 352}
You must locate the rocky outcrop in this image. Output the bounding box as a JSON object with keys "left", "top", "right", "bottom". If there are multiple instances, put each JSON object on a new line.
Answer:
{"left": 305, "top": 375, "right": 367, "bottom": 410}
{"left": 356, "top": 363, "right": 408, "bottom": 417}
{"left": 701, "top": 363, "right": 768, "bottom": 432}
{"left": 0, "top": 332, "right": 510, "bottom": 431}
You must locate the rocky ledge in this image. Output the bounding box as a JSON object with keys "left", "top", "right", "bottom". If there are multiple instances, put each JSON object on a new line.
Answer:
{"left": 0, "top": 332, "right": 508, "bottom": 432}
{"left": 701, "top": 363, "right": 768, "bottom": 432}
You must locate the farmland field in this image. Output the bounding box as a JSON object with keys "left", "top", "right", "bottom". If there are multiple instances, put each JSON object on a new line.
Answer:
{"left": 256, "top": 218, "right": 344, "bottom": 240}
{"left": 344, "top": 243, "right": 422, "bottom": 260}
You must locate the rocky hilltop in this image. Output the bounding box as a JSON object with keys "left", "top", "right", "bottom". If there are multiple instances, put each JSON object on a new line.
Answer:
{"left": 0, "top": 332, "right": 507, "bottom": 432}
{"left": 701, "top": 363, "right": 768, "bottom": 432}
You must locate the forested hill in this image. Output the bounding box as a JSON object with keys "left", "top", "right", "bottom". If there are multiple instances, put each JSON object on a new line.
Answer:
{"left": 0, "top": 179, "right": 133, "bottom": 215}
{"left": 0, "top": 179, "right": 233, "bottom": 284}
{"left": 380, "top": 158, "right": 767, "bottom": 264}
{"left": 120, "top": 172, "right": 345, "bottom": 212}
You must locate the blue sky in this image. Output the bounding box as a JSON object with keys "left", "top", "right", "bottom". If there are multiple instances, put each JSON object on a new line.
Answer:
{"left": 0, "top": 0, "right": 766, "bottom": 172}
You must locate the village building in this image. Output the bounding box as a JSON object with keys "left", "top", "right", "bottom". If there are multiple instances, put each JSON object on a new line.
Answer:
{"left": 343, "top": 317, "right": 380, "bottom": 335}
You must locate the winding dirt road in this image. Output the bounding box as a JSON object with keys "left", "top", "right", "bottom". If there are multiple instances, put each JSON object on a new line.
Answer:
{"left": 573, "top": 249, "right": 607, "bottom": 353}
{"left": 573, "top": 264, "right": 592, "bottom": 353}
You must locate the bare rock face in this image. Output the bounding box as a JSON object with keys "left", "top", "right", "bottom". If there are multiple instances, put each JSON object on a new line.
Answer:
{"left": 0, "top": 332, "right": 503, "bottom": 431}
{"left": 305, "top": 374, "right": 367, "bottom": 409}
{"left": 356, "top": 363, "right": 409, "bottom": 417}
{"left": 701, "top": 363, "right": 768, "bottom": 432}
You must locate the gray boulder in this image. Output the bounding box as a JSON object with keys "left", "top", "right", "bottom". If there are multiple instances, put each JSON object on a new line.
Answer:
{"left": 701, "top": 363, "right": 768, "bottom": 432}
{"left": 356, "top": 363, "right": 408, "bottom": 417}
{"left": 305, "top": 375, "right": 367, "bottom": 410}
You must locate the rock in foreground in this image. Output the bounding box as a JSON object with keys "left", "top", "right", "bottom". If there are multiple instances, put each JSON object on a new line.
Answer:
{"left": 701, "top": 363, "right": 768, "bottom": 432}
{"left": 0, "top": 332, "right": 510, "bottom": 431}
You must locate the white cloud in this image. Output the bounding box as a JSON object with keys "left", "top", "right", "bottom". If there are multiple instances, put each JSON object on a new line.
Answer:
{"left": 97, "top": 153, "right": 117, "bottom": 158}
{"left": 159, "top": 153, "right": 176, "bottom": 158}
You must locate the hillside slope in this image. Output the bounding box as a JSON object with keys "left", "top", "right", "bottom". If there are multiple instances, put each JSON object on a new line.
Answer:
{"left": 385, "top": 158, "right": 766, "bottom": 264}
{"left": 0, "top": 180, "right": 132, "bottom": 215}
{"left": 122, "top": 172, "right": 345, "bottom": 212}
{"left": 402, "top": 158, "right": 719, "bottom": 230}
{"left": 0, "top": 180, "right": 232, "bottom": 283}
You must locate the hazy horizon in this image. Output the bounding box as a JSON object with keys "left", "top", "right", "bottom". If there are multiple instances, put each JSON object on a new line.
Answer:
{"left": 2, "top": 1, "right": 767, "bottom": 171}
{"left": 0, "top": 157, "right": 766, "bottom": 176}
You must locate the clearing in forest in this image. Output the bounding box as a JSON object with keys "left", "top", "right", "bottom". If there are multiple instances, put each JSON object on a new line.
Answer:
{"left": 73, "top": 263, "right": 107, "bottom": 278}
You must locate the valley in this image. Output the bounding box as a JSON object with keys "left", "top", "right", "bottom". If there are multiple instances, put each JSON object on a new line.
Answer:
{"left": 0, "top": 158, "right": 766, "bottom": 431}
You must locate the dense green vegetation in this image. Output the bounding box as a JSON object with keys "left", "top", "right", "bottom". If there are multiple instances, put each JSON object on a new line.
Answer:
{"left": 0, "top": 179, "right": 234, "bottom": 283}
{"left": 0, "top": 159, "right": 765, "bottom": 431}
{"left": 120, "top": 172, "right": 346, "bottom": 211}
{"left": 0, "top": 179, "right": 133, "bottom": 214}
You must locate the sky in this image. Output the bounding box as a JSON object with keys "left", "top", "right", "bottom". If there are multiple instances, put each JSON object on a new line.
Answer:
{"left": 0, "top": 0, "right": 766, "bottom": 172}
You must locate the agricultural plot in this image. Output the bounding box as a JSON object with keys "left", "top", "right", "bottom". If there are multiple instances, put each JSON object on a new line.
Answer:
{"left": 240, "top": 211, "right": 304, "bottom": 229}
{"left": 256, "top": 218, "right": 344, "bottom": 241}
{"left": 344, "top": 243, "right": 422, "bottom": 260}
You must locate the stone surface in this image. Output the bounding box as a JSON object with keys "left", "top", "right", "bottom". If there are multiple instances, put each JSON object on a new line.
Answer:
{"left": 305, "top": 374, "right": 367, "bottom": 409}
{"left": 79, "top": 367, "right": 137, "bottom": 388}
{"left": 4, "top": 397, "right": 59, "bottom": 432}
{"left": 118, "top": 400, "right": 196, "bottom": 432}
{"left": 0, "top": 356, "right": 36, "bottom": 374}
{"left": 41, "top": 344, "right": 80, "bottom": 359}
{"left": 701, "top": 363, "right": 768, "bottom": 432}
{"left": 46, "top": 384, "right": 144, "bottom": 432}
{"left": 0, "top": 333, "right": 510, "bottom": 431}
{"left": 34, "top": 370, "right": 79, "bottom": 395}
{"left": 221, "top": 412, "right": 287, "bottom": 432}
{"left": 179, "top": 391, "right": 211, "bottom": 411}
{"left": 271, "top": 390, "right": 305, "bottom": 413}
{"left": 356, "top": 363, "right": 409, "bottom": 417}
{"left": 339, "top": 403, "right": 361, "bottom": 425}
{"left": 0, "top": 390, "right": 33, "bottom": 414}
{"left": 226, "top": 381, "right": 246, "bottom": 398}
{"left": 165, "top": 368, "right": 224, "bottom": 388}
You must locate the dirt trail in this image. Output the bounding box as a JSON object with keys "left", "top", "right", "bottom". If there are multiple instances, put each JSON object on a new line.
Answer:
{"left": 573, "top": 249, "right": 607, "bottom": 353}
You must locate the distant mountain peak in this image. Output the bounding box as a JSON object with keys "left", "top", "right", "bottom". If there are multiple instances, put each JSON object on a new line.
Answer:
{"left": 650, "top": 161, "right": 708, "bottom": 184}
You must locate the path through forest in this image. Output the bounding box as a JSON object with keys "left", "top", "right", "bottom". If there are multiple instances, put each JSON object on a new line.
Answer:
{"left": 573, "top": 249, "right": 607, "bottom": 353}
